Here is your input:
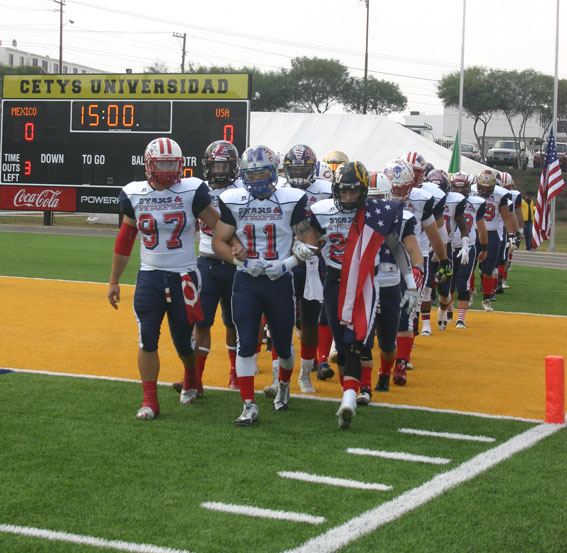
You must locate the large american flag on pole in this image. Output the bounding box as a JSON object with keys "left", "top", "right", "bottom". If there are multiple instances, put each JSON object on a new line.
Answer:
{"left": 533, "top": 127, "right": 566, "bottom": 248}
{"left": 338, "top": 198, "right": 402, "bottom": 342}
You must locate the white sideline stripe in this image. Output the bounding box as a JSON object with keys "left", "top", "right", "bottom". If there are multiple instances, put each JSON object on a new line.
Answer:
{"left": 278, "top": 471, "right": 393, "bottom": 491}
{"left": 283, "top": 422, "right": 564, "bottom": 553}
{"left": 2, "top": 368, "right": 544, "bottom": 424}
{"left": 0, "top": 524, "right": 193, "bottom": 553}
{"left": 347, "top": 448, "right": 452, "bottom": 465}
{"left": 398, "top": 427, "right": 496, "bottom": 442}
{"left": 200, "top": 501, "right": 325, "bottom": 525}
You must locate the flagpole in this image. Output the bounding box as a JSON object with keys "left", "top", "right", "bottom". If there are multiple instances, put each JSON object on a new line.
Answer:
{"left": 550, "top": 0, "right": 560, "bottom": 251}
{"left": 456, "top": 0, "right": 466, "bottom": 171}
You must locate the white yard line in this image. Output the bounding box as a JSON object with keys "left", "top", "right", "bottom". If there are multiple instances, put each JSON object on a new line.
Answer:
{"left": 0, "top": 524, "right": 193, "bottom": 553}
{"left": 282, "top": 422, "right": 564, "bottom": 553}
{"left": 398, "top": 427, "right": 496, "bottom": 442}
{"left": 278, "top": 471, "right": 392, "bottom": 491}
{"left": 347, "top": 448, "right": 452, "bottom": 465}
{"left": 200, "top": 502, "right": 325, "bottom": 525}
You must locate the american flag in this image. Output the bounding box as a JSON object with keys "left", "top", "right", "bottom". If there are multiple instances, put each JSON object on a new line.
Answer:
{"left": 338, "top": 198, "right": 402, "bottom": 342}
{"left": 533, "top": 128, "right": 566, "bottom": 248}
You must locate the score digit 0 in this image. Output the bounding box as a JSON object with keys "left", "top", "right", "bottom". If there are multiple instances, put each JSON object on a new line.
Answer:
{"left": 24, "top": 122, "right": 34, "bottom": 141}
{"left": 223, "top": 124, "right": 234, "bottom": 143}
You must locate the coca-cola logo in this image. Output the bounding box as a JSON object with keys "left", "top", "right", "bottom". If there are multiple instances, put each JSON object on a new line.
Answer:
{"left": 14, "top": 189, "right": 62, "bottom": 209}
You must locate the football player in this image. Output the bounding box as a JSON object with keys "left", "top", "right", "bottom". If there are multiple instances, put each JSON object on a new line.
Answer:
{"left": 323, "top": 150, "right": 350, "bottom": 174}
{"left": 108, "top": 137, "right": 222, "bottom": 420}
{"left": 310, "top": 162, "right": 418, "bottom": 429}
{"left": 212, "top": 145, "right": 319, "bottom": 426}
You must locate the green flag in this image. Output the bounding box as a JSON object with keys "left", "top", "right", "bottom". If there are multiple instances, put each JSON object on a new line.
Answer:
{"left": 448, "top": 131, "right": 460, "bottom": 173}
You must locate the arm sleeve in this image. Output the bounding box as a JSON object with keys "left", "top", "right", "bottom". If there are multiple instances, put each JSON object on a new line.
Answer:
{"left": 455, "top": 197, "right": 467, "bottom": 218}
{"left": 118, "top": 189, "right": 135, "bottom": 219}
{"left": 384, "top": 232, "right": 412, "bottom": 276}
{"left": 290, "top": 193, "right": 309, "bottom": 227}
{"left": 402, "top": 215, "right": 417, "bottom": 239}
{"left": 192, "top": 181, "right": 212, "bottom": 218}
{"left": 476, "top": 201, "right": 487, "bottom": 221}
{"left": 218, "top": 198, "right": 237, "bottom": 227}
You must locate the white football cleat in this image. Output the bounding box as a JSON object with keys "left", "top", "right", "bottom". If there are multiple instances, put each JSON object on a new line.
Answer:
{"left": 273, "top": 381, "right": 290, "bottom": 411}
{"left": 180, "top": 389, "right": 198, "bottom": 405}
{"left": 482, "top": 299, "right": 494, "bottom": 312}
{"left": 136, "top": 406, "right": 157, "bottom": 420}
{"left": 234, "top": 400, "right": 258, "bottom": 426}
{"left": 298, "top": 366, "right": 315, "bottom": 393}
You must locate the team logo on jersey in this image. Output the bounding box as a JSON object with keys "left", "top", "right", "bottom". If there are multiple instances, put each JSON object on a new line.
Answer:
{"left": 174, "top": 196, "right": 182, "bottom": 203}
{"left": 273, "top": 206, "right": 281, "bottom": 214}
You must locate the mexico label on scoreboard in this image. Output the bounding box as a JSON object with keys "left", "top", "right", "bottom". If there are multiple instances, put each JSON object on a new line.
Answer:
{"left": 0, "top": 73, "right": 251, "bottom": 213}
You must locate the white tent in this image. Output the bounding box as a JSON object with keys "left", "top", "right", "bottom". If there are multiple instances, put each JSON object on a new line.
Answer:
{"left": 250, "top": 111, "right": 487, "bottom": 175}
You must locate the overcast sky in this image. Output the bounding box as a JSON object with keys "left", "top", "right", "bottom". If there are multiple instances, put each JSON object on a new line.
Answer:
{"left": 2, "top": 0, "right": 566, "bottom": 118}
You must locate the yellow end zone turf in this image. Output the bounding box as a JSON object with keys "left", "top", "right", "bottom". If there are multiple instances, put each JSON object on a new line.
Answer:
{"left": 2, "top": 276, "right": 565, "bottom": 421}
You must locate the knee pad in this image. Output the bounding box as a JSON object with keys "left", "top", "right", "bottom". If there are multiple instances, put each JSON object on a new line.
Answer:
{"left": 360, "top": 347, "right": 373, "bottom": 362}
{"left": 344, "top": 343, "right": 363, "bottom": 380}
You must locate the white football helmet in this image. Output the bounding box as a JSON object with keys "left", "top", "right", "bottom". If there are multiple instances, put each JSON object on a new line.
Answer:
{"left": 500, "top": 172, "right": 515, "bottom": 189}
{"left": 144, "top": 138, "right": 183, "bottom": 188}
{"left": 384, "top": 159, "right": 414, "bottom": 202}
{"left": 315, "top": 160, "right": 333, "bottom": 182}
{"left": 368, "top": 172, "right": 392, "bottom": 199}
{"left": 403, "top": 151, "right": 427, "bottom": 186}
{"left": 240, "top": 145, "right": 279, "bottom": 197}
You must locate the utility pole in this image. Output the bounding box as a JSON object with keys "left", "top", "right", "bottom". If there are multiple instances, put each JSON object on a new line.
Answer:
{"left": 173, "top": 32, "right": 187, "bottom": 73}
{"left": 362, "top": 0, "right": 369, "bottom": 115}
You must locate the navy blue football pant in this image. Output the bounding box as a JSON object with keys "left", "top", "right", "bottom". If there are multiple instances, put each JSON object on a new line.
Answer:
{"left": 231, "top": 271, "right": 295, "bottom": 359}
{"left": 292, "top": 260, "right": 323, "bottom": 326}
{"left": 196, "top": 255, "right": 236, "bottom": 329}
{"left": 133, "top": 269, "right": 199, "bottom": 356}
{"left": 479, "top": 231, "right": 501, "bottom": 275}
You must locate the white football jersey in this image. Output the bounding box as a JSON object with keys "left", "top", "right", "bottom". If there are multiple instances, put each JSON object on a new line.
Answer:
{"left": 453, "top": 195, "right": 486, "bottom": 247}
{"left": 403, "top": 187, "right": 435, "bottom": 256}
{"left": 219, "top": 186, "right": 308, "bottom": 261}
{"left": 470, "top": 183, "right": 510, "bottom": 234}
{"left": 309, "top": 199, "right": 356, "bottom": 271}
{"left": 441, "top": 190, "right": 467, "bottom": 242}
{"left": 119, "top": 177, "right": 210, "bottom": 272}
{"left": 198, "top": 179, "right": 244, "bottom": 257}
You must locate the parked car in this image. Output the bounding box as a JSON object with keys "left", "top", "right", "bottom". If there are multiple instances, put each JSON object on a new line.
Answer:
{"left": 487, "top": 140, "right": 528, "bottom": 170}
{"left": 459, "top": 143, "right": 481, "bottom": 162}
{"left": 533, "top": 141, "right": 567, "bottom": 171}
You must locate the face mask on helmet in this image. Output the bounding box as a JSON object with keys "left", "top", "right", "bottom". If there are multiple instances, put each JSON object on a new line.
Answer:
{"left": 283, "top": 144, "right": 317, "bottom": 189}
{"left": 332, "top": 161, "right": 369, "bottom": 211}
{"left": 384, "top": 158, "right": 414, "bottom": 202}
{"left": 368, "top": 172, "right": 393, "bottom": 200}
{"left": 241, "top": 145, "right": 278, "bottom": 198}
{"left": 323, "top": 150, "right": 350, "bottom": 174}
{"left": 427, "top": 169, "right": 450, "bottom": 193}
{"left": 144, "top": 137, "right": 184, "bottom": 188}
{"left": 477, "top": 170, "right": 496, "bottom": 198}
{"left": 450, "top": 172, "right": 471, "bottom": 197}
{"left": 202, "top": 140, "right": 239, "bottom": 187}
{"left": 403, "top": 151, "right": 427, "bottom": 187}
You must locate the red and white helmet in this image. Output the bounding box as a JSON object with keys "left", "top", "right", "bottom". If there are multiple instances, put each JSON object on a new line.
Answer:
{"left": 450, "top": 172, "right": 471, "bottom": 197}
{"left": 368, "top": 172, "right": 392, "bottom": 199}
{"left": 500, "top": 171, "right": 515, "bottom": 189}
{"left": 315, "top": 160, "right": 333, "bottom": 182}
{"left": 403, "top": 151, "right": 427, "bottom": 186}
{"left": 384, "top": 158, "right": 414, "bottom": 202}
{"left": 144, "top": 137, "right": 183, "bottom": 188}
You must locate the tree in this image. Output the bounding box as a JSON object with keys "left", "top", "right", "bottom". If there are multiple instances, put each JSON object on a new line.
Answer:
{"left": 144, "top": 60, "right": 169, "bottom": 74}
{"left": 0, "top": 64, "right": 44, "bottom": 96}
{"left": 437, "top": 66, "right": 498, "bottom": 163}
{"left": 287, "top": 57, "right": 349, "bottom": 113}
{"left": 341, "top": 75, "right": 406, "bottom": 115}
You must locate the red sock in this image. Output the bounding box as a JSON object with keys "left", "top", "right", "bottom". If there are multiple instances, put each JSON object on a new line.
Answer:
{"left": 196, "top": 355, "right": 207, "bottom": 392}
{"left": 422, "top": 312, "right": 431, "bottom": 322}
{"left": 238, "top": 375, "right": 255, "bottom": 402}
{"left": 317, "top": 324, "right": 333, "bottom": 363}
{"left": 271, "top": 348, "right": 278, "bottom": 361}
{"left": 339, "top": 373, "right": 344, "bottom": 386}
{"left": 360, "top": 365, "right": 372, "bottom": 389}
{"left": 380, "top": 357, "right": 395, "bottom": 376}
{"left": 279, "top": 367, "right": 293, "bottom": 383}
{"left": 227, "top": 347, "right": 236, "bottom": 371}
{"left": 301, "top": 344, "right": 317, "bottom": 361}
{"left": 396, "top": 336, "right": 414, "bottom": 362}
{"left": 482, "top": 275, "right": 492, "bottom": 298}
{"left": 141, "top": 380, "right": 159, "bottom": 414}
{"left": 503, "top": 270, "right": 508, "bottom": 280}
{"left": 491, "top": 276, "right": 498, "bottom": 294}
{"left": 183, "top": 365, "right": 199, "bottom": 391}
{"left": 470, "top": 272, "right": 476, "bottom": 291}
{"left": 343, "top": 378, "right": 359, "bottom": 392}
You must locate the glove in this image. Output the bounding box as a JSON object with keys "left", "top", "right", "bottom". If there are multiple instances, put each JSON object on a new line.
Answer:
{"left": 292, "top": 241, "right": 318, "bottom": 262}
{"left": 400, "top": 289, "right": 419, "bottom": 315}
{"left": 412, "top": 265, "right": 424, "bottom": 290}
{"left": 242, "top": 259, "right": 266, "bottom": 277}
{"left": 515, "top": 231, "right": 523, "bottom": 249}
{"left": 436, "top": 258, "right": 453, "bottom": 284}
{"left": 456, "top": 236, "right": 470, "bottom": 265}
{"left": 507, "top": 233, "right": 517, "bottom": 252}
{"left": 265, "top": 255, "right": 298, "bottom": 281}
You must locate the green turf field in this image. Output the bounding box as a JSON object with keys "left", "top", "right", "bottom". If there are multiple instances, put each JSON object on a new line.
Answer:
{"left": 1, "top": 229, "right": 566, "bottom": 553}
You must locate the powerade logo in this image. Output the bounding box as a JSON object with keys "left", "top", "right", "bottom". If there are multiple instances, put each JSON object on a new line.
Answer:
{"left": 77, "top": 188, "right": 120, "bottom": 214}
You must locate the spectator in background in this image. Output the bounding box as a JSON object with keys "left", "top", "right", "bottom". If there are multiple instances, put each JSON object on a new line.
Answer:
{"left": 522, "top": 191, "right": 536, "bottom": 250}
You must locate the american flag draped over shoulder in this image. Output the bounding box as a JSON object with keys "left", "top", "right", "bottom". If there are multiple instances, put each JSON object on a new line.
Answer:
{"left": 533, "top": 128, "right": 566, "bottom": 248}
{"left": 338, "top": 198, "right": 402, "bottom": 342}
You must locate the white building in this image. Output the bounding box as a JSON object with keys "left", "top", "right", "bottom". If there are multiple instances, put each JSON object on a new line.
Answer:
{"left": 0, "top": 45, "right": 101, "bottom": 75}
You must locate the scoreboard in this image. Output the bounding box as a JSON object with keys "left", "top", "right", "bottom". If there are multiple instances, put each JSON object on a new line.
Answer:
{"left": 0, "top": 73, "right": 250, "bottom": 213}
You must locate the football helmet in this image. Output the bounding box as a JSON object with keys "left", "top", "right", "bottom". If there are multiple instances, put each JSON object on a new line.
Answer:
{"left": 450, "top": 172, "right": 471, "bottom": 197}
{"left": 332, "top": 161, "right": 369, "bottom": 211}
{"left": 276, "top": 151, "right": 286, "bottom": 175}
{"left": 423, "top": 162, "right": 435, "bottom": 178}
{"left": 315, "top": 160, "right": 333, "bottom": 182}
{"left": 368, "top": 172, "right": 392, "bottom": 199}
{"left": 144, "top": 137, "right": 183, "bottom": 188}
{"left": 476, "top": 169, "right": 497, "bottom": 198}
{"left": 283, "top": 144, "right": 317, "bottom": 189}
{"left": 202, "top": 140, "right": 239, "bottom": 187}
{"left": 403, "top": 151, "right": 427, "bottom": 186}
{"left": 240, "top": 145, "right": 278, "bottom": 197}
{"left": 500, "top": 171, "right": 515, "bottom": 189}
{"left": 323, "top": 150, "right": 350, "bottom": 173}
{"left": 426, "top": 169, "right": 450, "bottom": 193}
{"left": 384, "top": 158, "right": 414, "bottom": 202}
